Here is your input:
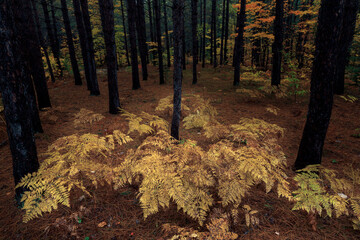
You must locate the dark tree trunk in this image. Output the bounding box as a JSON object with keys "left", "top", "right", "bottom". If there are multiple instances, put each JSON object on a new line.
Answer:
{"left": 223, "top": 0, "right": 230, "bottom": 64}
{"left": 271, "top": 0, "right": 284, "bottom": 86}
{"left": 202, "top": 0, "right": 206, "bottom": 68}
{"left": 334, "top": 0, "right": 359, "bottom": 95}
{"left": 30, "top": 0, "right": 55, "bottom": 83}
{"left": 99, "top": 0, "right": 121, "bottom": 114}
{"left": 0, "top": 0, "right": 40, "bottom": 203}
{"left": 294, "top": 0, "right": 345, "bottom": 170}
{"left": 120, "top": 0, "right": 131, "bottom": 66}
{"left": 14, "top": 0, "right": 52, "bottom": 110}
{"left": 49, "top": 0, "right": 63, "bottom": 76}
{"left": 136, "top": 0, "right": 149, "bottom": 80}
{"left": 127, "top": 0, "right": 141, "bottom": 89}
{"left": 191, "top": 0, "right": 198, "bottom": 84}
{"left": 182, "top": 18, "right": 186, "bottom": 70}
{"left": 41, "top": 0, "right": 62, "bottom": 73}
{"left": 211, "top": 0, "right": 217, "bottom": 68}
{"left": 73, "top": 0, "right": 92, "bottom": 91}
{"left": 163, "top": 0, "right": 171, "bottom": 67}
{"left": 80, "top": 0, "right": 100, "bottom": 95}
{"left": 148, "top": 0, "right": 154, "bottom": 42}
{"left": 233, "top": 0, "right": 246, "bottom": 86}
{"left": 219, "top": 0, "right": 226, "bottom": 65}
{"left": 61, "top": 0, "right": 82, "bottom": 86}
{"left": 154, "top": 0, "right": 165, "bottom": 84}
{"left": 199, "top": 0, "right": 202, "bottom": 62}
{"left": 171, "top": 0, "right": 184, "bottom": 140}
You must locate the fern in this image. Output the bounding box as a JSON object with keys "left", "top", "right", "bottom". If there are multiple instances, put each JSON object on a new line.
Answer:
{"left": 73, "top": 108, "right": 104, "bottom": 127}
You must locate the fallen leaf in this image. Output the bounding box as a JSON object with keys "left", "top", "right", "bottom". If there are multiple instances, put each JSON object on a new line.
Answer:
{"left": 98, "top": 221, "right": 107, "bottom": 228}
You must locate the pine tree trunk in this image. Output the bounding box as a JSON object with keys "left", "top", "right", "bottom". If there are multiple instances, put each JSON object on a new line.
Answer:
{"left": 163, "top": 0, "right": 171, "bottom": 67}
{"left": 334, "top": 0, "right": 359, "bottom": 95}
{"left": 16, "top": 0, "right": 52, "bottom": 110}
{"left": 154, "top": 0, "right": 164, "bottom": 84}
{"left": 212, "top": 0, "right": 217, "bottom": 68}
{"left": 0, "top": 0, "right": 40, "bottom": 204}
{"left": 80, "top": 0, "right": 100, "bottom": 95}
{"left": 199, "top": 0, "right": 202, "bottom": 62}
{"left": 202, "top": 0, "right": 206, "bottom": 68}
{"left": 233, "top": 0, "right": 246, "bottom": 86}
{"left": 182, "top": 18, "right": 186, "bottom": 70}
{"left": 219, "top": 0, "right": 226, "bottom": 65}
{"left": 61, "top": 0, "right": 82, "bottom": 86}
{"left": 120, "top": 0, "right": 130, "bottom": 66}
{"left": 127, "top": 0, "right": 141, "bottom": 89}
{"left": 223, "top": 0, "right": 230, "bottom": 64}
{"left": 271, "top": 0, "right": 284, "bottom": 86}
{"left": 136, "top": 0, "right": 149, "bottom": 80}
{"left": 191, "top": 0, "right": 198, "bottom": 84}
{"left": 30, "top": 0, "right": 56, "bottom": 83}
{"left": 294, "top": 0, "right": 345, "bottom": 170}
{"left": 41, "top": 0, "right": 62, "bottom": 74}
{"left": 99, "top": 0, "right": 121, "bottom": 114}
{"left": 171, "top": 0, "right": 184, "bottom": 140}
{"left": 50, "top": 0, "right": 63, "bottom": 76}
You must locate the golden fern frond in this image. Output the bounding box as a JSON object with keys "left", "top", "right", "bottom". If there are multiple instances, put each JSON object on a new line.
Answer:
{"left": 203, "top": 124, "right": 230, "bottom": 140}
{"left": 73, "top": 108, "right": 104, "bottom": 127}
{"left": 121, "top": 110, "right": 154, "bottom": 135}
{"left": 183, "top": 112, "right": 211, "bottom": 129}
{"left": 155, "top": 95, "right": 190, "bottom": 115}
{"left": 140, "top": 112, "right": 169, "bottom": 131}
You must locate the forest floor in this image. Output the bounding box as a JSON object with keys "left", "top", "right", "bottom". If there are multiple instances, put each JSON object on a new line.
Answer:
{"left": 0, "top": 64, "right": 360, "bottom": 240}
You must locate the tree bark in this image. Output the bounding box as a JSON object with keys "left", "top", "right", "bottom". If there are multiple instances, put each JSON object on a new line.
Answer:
{"left": 80, "top": 0, "right": 100, "bottom": 95}
{"left": 99, "top": 0, "right": 121, "bottom": 114}
{"left": 61, "top": 0, "right": 82, "bottom": 86}
{"left": 294, "top": 0, "right": 345, "bottom": 170}
{"left": 163, "top": 0, "right": 171, "bottom": 67}
{"left": 154, "top": 0, "right": 165, "bottom": 84}
{"left": 211, "top": 0, "right": 217, "bottom": 68}
{"left": 0, "top": 0, "right": 40, "bottom": 202}
{"left": 271, "top": 0, "right": 284, "bottom": 86}
{"left": 30, "top": 0, "right": 56, "bottom": 83}
{"left": 49, "top": 0, "right": 63, "bottom": 76}
{"left": 127, "top": 0, "right": 141, "bottom": 89}
{"left": 191, "top": 0, "right": 198, "bottom": 84}
{"left": 120, "top": 0, "right": 131, "bottom": 66}
{"left": 219, "top": 0, "right": 226, "bottom": 65}
{"left": 233, "top": 0, "right": 246, "bottom": 86}
{"left": 223, "top": 0, "right": 230, "bottom": 64}
{"left": 202, "top": 0, "right": 206, "bottom": 68}
{"left": 136, "top": 0, "right": 149, "bottom": 80}
{"left": 171, "top": 0, "right": 184, "bottom": 140}
{"left": 334, "top": 0, "right": 359, "bottom": 95}
{"left": 182, "top": 17, "right": 186, "bottom": 70}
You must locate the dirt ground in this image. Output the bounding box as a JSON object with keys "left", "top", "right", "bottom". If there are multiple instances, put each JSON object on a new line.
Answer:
{"left": 0, "top": 65, "right": 359, "bottom": 239}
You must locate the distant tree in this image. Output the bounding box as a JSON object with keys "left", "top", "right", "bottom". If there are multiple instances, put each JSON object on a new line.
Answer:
{"left": 99, "top": 0, "right": 121, "bottom": 114}
{"left": 202, "top": 0, "right": 206, "bottom": 68}
{"left": 0, "top": 0, "right": 40, "bottom": 202}
{"left": 171, "top": 0, "right": 184, "bottom": 140}
{"left": 154, "top": 0, "right": 165, "bottom": 84}
{"left": 334, "top": 0, "right": 359, "bottom": 95}
{"left": 120, "top": 0, "right": 130, "bottom": 66}
{"left": 233, "top": 0, "right": 246, "bottom": 86}
{"left": 148, "top": 0, "right": 155, "bottom": 43}
{"left": 211, "top": 0, "right": 217, "bottom": 68}
{"left": 271, "top": 0, "right": 284, "bottom": 86}
{"left": 60, "top": 0, "right": 82, "bottom": 86}
{"left": 30, "top": 0, "right": 55, "bottom": 83}
{"left": 294, "top": 0, "right": 345, "bottom": 170}
{"left": 219, "top": 0, "right": 226, "bottom": 65}
{"left": 191, "top": 0, "right": 198, "bottom": 84}
{"left": 80, "top": 0, "right": 100, "bottom": 95}
{"left": 223, "top": 0, "right": 230, "bottom": 64}
{"left": 14, "top": 0, "right": 52, "bottom": 110}
{"left": 49, "top": 0, "right": 62, "bottom": 76}
{"left": 136, "top": 0, "right": 149, "bottom": 81}
{"left": 127, "top": 0, "right": 141, "bottom": 89}
{"left": 163, "top": 0, "right": 171, "bottom": 67}
{"left": 40, "top": 0, "right": 61, "bottom": 73}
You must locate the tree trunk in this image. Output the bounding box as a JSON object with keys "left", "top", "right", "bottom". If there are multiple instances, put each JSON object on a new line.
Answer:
{"left": 73, "top": 0, "right": 92, "bottom": 91}
{"left": 99, "top": 0, "right": 121, "bottom": 114}
{"left": 30, "top": 0, "right": 56, "bottom": 83}
{"left": 182, "top": 18, "right": 186, "bottom": 70}
{"left": 191, "top": 0, "right": 198, "bottom": 84}
{"left": 61, "top": 0, "right": 82, "bottom": 86}
{"left": 219, "top": 0, "right": 226, "bottom": 65}
{"left": 334, "top": 0, "right": 359, "bottom": 95}
{"left": 80, "top": 0, "right": 100, "bottom": 95}
{"left": 127, "top": 0, "right": 141, "bottom": 89}
{"left": 154, "top": 0, "right": 165, "bottom": 84}
{"left": 0, "top": 0, "right": 40, "bottom": 202}
{"left": 120, "top": 0, "right": 131, "bottom": 66}
{"left": 294, "top": 0, "right": 345, "bottom": 170}
{"left": 171, "top": 0, "right": 184, "bottom": 140}
{"left": 14, "top": 0, "right": 52, "bottom": 110}
{"left": 202, "top": 0, "right": 206, "bottom": 68}
{"left": 212, "top": 0, "right": 217, "bottom": 68}
{"left": 163, "top": 0, "right": 171, "bottom": 67}
{"left": 233, "top": 0, "right": 246, "bottom": 86}
{"left": 199, "top": 0, "right": 202, "bottom": 62}
{"left": 271, "top": 0, "right": 284, "bottom": 86}
{"left": 136, "top": 0, "right": 149, "bottom": 81}
{"left": 223, "top": 0, "right": 230, "bottom": 64}
{"left": 41, "top": 0, "right": 62, "bottom": 73}
{"left": 49, "top": 0, "right": 63, "bottom": 76}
